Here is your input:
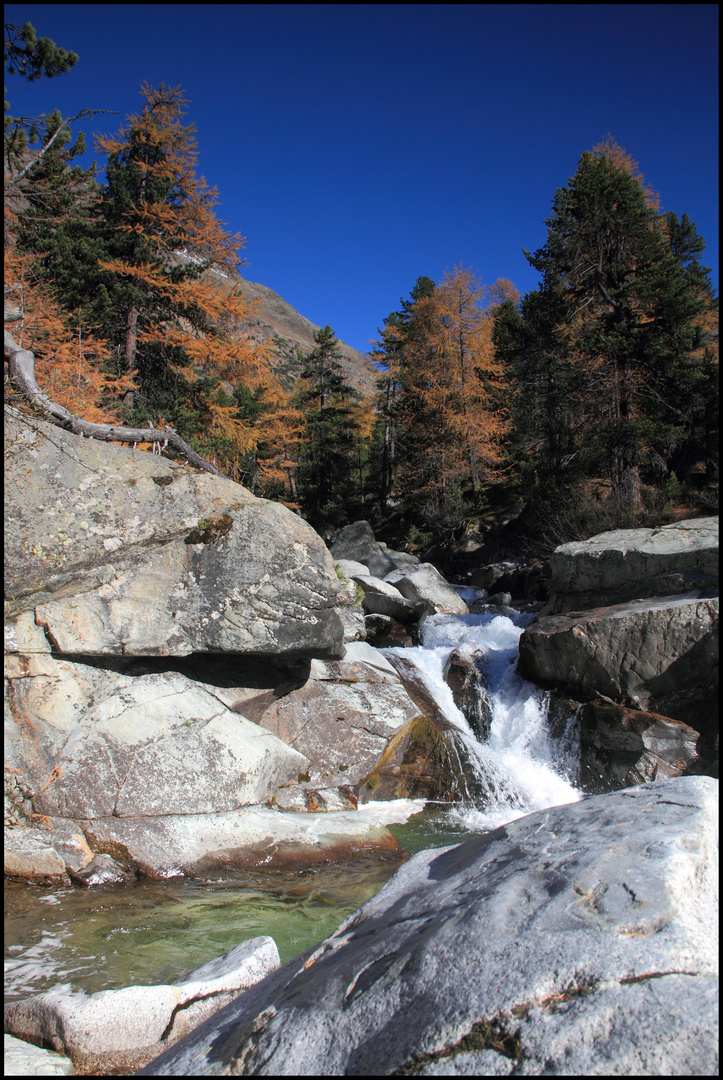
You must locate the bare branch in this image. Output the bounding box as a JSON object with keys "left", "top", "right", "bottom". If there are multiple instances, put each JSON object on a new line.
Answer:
{"left": 4, "top": 108, "right": 117, "bottom": 189}
{"left": 4, "top": 328, "right": 226, "bottom": 478}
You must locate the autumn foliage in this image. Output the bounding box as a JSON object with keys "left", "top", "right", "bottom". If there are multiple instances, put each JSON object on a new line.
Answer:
{"left": 5, "top": 34, "right": 717, "bottom": 553}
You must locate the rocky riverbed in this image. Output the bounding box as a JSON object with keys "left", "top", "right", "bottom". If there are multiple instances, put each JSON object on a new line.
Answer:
{"left": 4, "top": 404, "right": 718, "bottom": 1074}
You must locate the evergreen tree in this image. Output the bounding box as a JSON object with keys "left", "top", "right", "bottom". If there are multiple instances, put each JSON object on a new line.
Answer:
{"left": 519, "top": 139, "right": 717, "bottom": 507}
{"left": 15, "top": 84, "right": 271, "bottom": 471}
{"left": 369, "top": 276, "right": 436, "bottom": 509}
{"left": 295, "top": 325, "right": 361, "bottom": 532}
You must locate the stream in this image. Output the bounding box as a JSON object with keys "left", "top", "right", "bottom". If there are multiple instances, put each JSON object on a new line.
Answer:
{"left": 4, "top": 591, "right": 581, "bottom": 1004}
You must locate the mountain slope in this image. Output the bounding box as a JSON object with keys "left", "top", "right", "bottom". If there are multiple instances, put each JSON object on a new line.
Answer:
{"left": 173, "top": 250, "right": 380, "bottom": 399}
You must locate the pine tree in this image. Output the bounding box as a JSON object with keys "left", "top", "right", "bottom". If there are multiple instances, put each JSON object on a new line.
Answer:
{"left": 521, "top": 139, "right": 717, "bottom": 507}
{"left": 295, "top": 325, "right": 362, "bottom": 532}
{"left": 369, "top": 276, "right": 436, "bottom": 508}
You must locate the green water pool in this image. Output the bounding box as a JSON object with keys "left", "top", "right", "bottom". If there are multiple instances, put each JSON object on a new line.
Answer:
{"left": 4, "top": 805, "right": 477, "bottom": 1001}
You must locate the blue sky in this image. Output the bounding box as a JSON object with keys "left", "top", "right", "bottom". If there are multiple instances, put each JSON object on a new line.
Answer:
{"left": 5, "top": 4, "right": 719, "bottom": 356}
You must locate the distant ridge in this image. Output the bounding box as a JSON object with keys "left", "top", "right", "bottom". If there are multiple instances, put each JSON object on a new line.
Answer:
{"left": 172, "top": 249, "right": 380, "bottom": 399}
{"left": 235, "top": 275, "right": 380, "bottom": 399}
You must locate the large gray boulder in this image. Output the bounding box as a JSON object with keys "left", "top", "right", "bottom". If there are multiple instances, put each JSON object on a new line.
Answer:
{"left": 330, "top": 520, "right": 396, "bottom": 578}
{"left": 393, "top": 563, "right": 470, "bottom": 616}
{"left": 5, "top": 410, "right": 343, "bottom": 658}
{"left": 542, "top": 516, "right": 718, "bottom": 614}
{"left": 351, "top": 573, "right": 429, "bottom": 625}
{"left": 4, "top": 617, "right": 409, "bottom": 882}
{"left": 5, "top": 615, "right": 308, "bottom": 821}
{"left": 139, "top": 775, "right": 718, "bottom": 1076}
{"left": 518, "top": 595, "right": 718, "bottom": 728}
{"left": 255, "top": 641, "right": 424, "bottom": 792}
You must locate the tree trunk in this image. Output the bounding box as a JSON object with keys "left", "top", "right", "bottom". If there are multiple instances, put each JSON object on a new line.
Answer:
{"left": 122, "top": 304, "right": 139, "bottom": 406}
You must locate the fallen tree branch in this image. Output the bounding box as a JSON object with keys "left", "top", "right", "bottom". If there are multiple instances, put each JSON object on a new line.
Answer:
{"left": 4, "top": 327, "right": 226, "bottom": 478}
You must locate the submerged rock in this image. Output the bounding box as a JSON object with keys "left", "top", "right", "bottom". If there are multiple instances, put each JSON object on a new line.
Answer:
{"left": 138, "top": 776, "right": 719, "bottom": 1077}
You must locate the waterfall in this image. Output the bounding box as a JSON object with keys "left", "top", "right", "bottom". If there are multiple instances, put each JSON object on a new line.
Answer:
{"left": 382, "top": 594, "right": 581, "bottom": 832}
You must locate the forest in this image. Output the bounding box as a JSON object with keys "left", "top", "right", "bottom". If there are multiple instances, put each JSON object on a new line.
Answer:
{"left": 4, "top": 23, "right": 719, "bottom": 565}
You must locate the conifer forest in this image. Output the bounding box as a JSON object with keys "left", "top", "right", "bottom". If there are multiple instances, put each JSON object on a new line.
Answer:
{"left": 5, "top": 22, "right": 718, "bottom": 562}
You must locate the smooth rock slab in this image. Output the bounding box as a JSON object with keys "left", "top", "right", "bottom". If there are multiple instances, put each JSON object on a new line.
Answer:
{"left": 82, "top": 804, "right": 401, "bottom": 877}
{"left": 7, "top": 664, "right": 308, "bottom": 820}
{"left": 139, "top": 776, "right": 718, "bottom": 1076}
{"left": 255, "top": 641, "right": 424, "bottom": 790}
{"left": 543, "top": 516, "right": 719, "bottom": 614}
{"left": 4, "top": 1035, "right": 74, "bottom": 1075}
{"left": 4, "top": 937, "right": 279, "bottom": 1065}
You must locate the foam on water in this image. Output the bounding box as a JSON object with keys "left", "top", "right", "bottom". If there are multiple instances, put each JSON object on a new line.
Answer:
{"left": 382, "top": 607, "right": 581, "bottom": 833}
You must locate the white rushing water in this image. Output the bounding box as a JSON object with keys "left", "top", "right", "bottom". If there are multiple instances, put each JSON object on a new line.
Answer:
{"left": 382, "top": 593, "right": 581, "bottom": 833}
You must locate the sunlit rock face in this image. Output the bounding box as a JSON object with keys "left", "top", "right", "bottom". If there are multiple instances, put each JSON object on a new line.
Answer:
{"left": 542, "top": 517, "right": 719, "bottom": 614}
{"left": 138, "top": 776, "right": 719, "bottom": 1078}
{"left": 5, "top": 408, "right": 344, "bottom": 659}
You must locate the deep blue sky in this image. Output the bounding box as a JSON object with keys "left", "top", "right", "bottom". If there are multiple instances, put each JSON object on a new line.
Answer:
{"left": 5, "top": 4, "right": 719, "bottom": 356}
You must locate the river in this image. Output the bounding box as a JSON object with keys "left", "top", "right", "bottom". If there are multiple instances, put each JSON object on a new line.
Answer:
{"left": 4, "top": 591, "right": 581, "bottom": 1004}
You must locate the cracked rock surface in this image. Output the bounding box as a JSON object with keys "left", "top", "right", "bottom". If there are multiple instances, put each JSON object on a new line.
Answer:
{"left": 138, "top": 775, "right": 718, "bottom": 1076}
{"left": 5, "top": 410, "right": 343, "bottom": 658}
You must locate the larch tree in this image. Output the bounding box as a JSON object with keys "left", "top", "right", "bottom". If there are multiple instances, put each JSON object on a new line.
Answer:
{"left": 435, "top": 266, "right": 511, "bottom": 495}
{"left": 16, "top": 83, "right": 272, "bottom": 473}
{"left": 381, "top": 269, "right": 515, "bottom": 539}
{"left": 4, "top": 20, "right": 129, "bottom": 426}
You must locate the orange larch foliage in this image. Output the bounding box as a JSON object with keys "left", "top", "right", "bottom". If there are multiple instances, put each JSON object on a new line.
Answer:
{"left": 4, "top": 246, "right": 131, "bottom": 421}
{"left": 93, "top": 84, "right": 273, "bottom": 460}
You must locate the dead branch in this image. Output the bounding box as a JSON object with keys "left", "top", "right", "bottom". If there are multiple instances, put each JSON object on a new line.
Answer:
{"left": 4, "top": 327, "right": 226, "bottom": 478}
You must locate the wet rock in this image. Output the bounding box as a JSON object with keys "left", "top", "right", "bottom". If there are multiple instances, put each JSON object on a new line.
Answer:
{"left": 357, "top": 715, "right": 473, "bottom": 803}
{"left": 81, "top": 805, "right": 401, "bottom": 877}
{"left": 485, "top": 591, "right": 512, "bottom": 608}
{"left": 4, "top": 936, "right": 280, "bottom": 1069}
{"left": 138, "top": 776, "right": 719, "bottom": 1078}
{"left": 578, "top": 699, "right": 702, "bottom": 794}
{"left": 68, "top": 853, "right": 134, "bottom": 888}
{"left": 443, "top": 651, "right": 492, "bottom": 742}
